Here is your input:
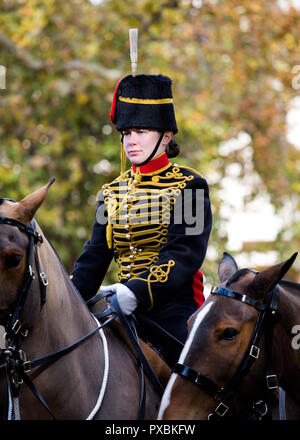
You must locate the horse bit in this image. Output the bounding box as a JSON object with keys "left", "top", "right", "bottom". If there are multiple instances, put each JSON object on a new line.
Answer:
{"left": 173, "top": 283, "right": 280, "bottom": 420}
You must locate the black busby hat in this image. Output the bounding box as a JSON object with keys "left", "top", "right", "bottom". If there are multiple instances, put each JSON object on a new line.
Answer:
{"left": 110, "top": 74, "right": 178, "bottom": 134}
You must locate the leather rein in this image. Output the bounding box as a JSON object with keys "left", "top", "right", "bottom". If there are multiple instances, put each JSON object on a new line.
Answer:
{"left": 0, "top": 211, "right": 115, "bottom": 419}
{"left": 173, "top": 284, "right": 280, "bottom": 420}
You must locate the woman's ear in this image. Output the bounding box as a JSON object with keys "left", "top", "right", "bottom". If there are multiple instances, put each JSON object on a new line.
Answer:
{"left": 162, "top": 131, "right": 173, "bottom": 145}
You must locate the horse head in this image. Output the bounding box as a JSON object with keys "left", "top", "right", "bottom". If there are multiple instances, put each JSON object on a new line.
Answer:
{"left": 0, "top": 179, "right": 54, "bottom": 320}
{"left": 158, "top": 251, "right": 298, "bottom": 420}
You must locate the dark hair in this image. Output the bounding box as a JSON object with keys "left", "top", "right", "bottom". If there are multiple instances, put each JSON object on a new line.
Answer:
{"left": 166, "top": 138, "right": 180, "bottom": 158}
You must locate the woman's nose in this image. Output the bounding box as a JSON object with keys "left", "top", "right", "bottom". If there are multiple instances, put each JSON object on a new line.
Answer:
{"left": 129, "top": 131, "right": 138, "bottom": 144}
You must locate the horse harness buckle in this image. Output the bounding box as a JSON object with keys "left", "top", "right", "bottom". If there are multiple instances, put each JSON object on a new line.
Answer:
{"left": 39, "top": 272, "right": 48, "bottom": 286}
{"left": 266, "top": 374, "right": 278, "bottom": 390}
{"left": 214, "top": 401, "right": 230, "bottom": 417}
{"left": 5, "top": 348, "right": 30, "bottom": 385}
{"left": 249, "top": 345, "right": 260, "bottom": 359}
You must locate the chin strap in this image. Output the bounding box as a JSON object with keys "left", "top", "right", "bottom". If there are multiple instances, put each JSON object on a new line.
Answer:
{"left": 138, "top": 132, "right": 165, "bottom": 166}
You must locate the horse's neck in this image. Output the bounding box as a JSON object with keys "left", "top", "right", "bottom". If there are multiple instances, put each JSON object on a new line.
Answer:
{"left": 279, "top": 286, "right": 300, "bottom": 330}
{"left": 276, "top": 287, "right": 300, "bottom": 403}
{"left": 24, "top": 227, "right": 94, "bottom": 353}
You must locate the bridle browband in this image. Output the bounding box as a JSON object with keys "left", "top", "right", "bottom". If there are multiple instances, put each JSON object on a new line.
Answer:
{"left": 173, "top": 283, "right": 280, "bottom": 420}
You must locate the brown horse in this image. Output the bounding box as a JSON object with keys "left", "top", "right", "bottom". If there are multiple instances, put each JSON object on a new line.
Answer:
{"left": 158, "top": 251, "right": 300, "bottom": 420}
{"left": 0, "top": 181, "right": 169, "bottom": 420}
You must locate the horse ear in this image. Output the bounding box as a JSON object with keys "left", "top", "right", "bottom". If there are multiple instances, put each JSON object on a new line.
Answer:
{"left": 218, "top": 252, "right": 239, "bottom": 283}
{"left": 15, "top": 178, "right": 55, "bottom": 224}
{"left": 249, "top": 253, "right": 298, "bottom": 298}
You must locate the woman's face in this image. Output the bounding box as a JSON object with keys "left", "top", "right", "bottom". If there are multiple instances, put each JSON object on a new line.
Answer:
{"left": 122, "top": 128, "right": 171, "bottom": 165}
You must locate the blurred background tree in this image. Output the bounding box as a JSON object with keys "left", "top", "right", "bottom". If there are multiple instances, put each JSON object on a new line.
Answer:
{"left": 0, "top": 0, "right": 299, "bottom": 288}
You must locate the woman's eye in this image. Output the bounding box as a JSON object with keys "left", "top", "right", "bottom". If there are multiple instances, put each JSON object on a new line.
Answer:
{"left": 220, "top": 328, "right": 238, "bottom": 341}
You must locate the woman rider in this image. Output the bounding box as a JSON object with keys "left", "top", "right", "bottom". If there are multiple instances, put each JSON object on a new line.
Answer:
{"left": 71, "top": 73, "right": 212, "bottom": 366}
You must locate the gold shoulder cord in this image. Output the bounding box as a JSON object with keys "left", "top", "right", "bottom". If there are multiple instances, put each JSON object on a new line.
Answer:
{"left": 176, "top": 165, "right": 204, "bottom": 179}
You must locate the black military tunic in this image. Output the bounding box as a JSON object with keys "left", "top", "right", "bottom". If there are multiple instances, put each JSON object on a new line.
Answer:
{"left": 71, "top": 152, "right": 212, "bottom": 361}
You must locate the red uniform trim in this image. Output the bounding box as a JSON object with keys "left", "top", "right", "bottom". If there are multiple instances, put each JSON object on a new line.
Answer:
{"left": 131, "top": 152, "right": 169, "bottom": 174}
{"left": 193, "top": 270, "right": 204, "bottom": 309}
{"left": 110, "top": 77, "right": 123, "bottom": 125}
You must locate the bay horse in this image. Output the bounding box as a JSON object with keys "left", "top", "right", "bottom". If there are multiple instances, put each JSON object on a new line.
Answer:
{"left": 0, "top": 180, "right": 169, "bottom": 419}
{"left": 158, "top": 251, "right": 300, "bottom": 420}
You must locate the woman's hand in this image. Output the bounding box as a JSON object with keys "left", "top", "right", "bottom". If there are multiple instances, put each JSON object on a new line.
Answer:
{"left": 100, "top": 283, "right": 137, "bottom": 315}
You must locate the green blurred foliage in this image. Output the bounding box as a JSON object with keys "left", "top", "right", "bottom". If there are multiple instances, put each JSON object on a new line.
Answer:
{"left": 0, "top": 0, "right": 300, "bottom": 285}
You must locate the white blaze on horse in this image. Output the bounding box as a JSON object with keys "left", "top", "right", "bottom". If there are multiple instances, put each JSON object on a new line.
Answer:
{"left": 158, "top": 251, "right": 300, "bottom": 420}
{"left": 0, "top": 181, "right": 169, "bottom": 420}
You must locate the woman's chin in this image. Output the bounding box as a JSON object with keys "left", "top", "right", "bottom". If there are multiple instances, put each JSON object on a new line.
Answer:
{"left": 128, "top": 156, "right": 144, "bottom": 165}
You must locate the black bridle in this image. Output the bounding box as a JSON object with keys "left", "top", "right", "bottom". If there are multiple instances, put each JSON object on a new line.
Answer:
{"left": 173, "top": 284, "right": 280, "bottom": 420}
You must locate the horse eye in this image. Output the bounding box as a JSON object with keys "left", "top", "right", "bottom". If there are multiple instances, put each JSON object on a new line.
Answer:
{"left": 220, "top": 328, "right": 238, "bottom": 341}
{"left": 4, "top": 254, "right": 22, "bottom": 269}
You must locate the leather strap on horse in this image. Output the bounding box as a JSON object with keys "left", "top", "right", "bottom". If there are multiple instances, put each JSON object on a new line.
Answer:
{"left": 109, "top": 295, "right": 165, "bottom": 398}
{"left": 87, "top": 291, "right": 165, "bottom": 419}
{"left": 0, "top": 313, "right": 116, "bottom": 419}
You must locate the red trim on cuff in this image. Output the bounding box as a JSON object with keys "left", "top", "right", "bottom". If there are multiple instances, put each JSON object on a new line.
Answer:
{"left": 193, "top": 270, "right": 204, "bottom": 309}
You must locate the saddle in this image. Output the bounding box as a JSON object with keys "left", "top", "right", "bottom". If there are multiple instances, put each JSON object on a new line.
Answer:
{"left": 89, "top": 296, "right": 175, "bottom": 386}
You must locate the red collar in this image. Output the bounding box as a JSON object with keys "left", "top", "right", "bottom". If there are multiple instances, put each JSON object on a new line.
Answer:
{"left": 131, "top": 153, "right": 170, "bottom": 174}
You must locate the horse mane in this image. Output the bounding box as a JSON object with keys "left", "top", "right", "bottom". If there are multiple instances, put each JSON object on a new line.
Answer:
{"left": 279, "top": 278, "right": 300, "bottom": 297}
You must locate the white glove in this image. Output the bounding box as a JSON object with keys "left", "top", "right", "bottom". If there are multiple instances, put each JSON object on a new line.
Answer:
{"left": 100, "top": 283, "right": 138, "bottom": 315}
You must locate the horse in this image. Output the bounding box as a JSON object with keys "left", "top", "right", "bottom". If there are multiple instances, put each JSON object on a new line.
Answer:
{"left": 157, "top": 251, "right": 300, "bottom": 420}
{"left": 0, "top": 180, "right": 170, "bottom": 420}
